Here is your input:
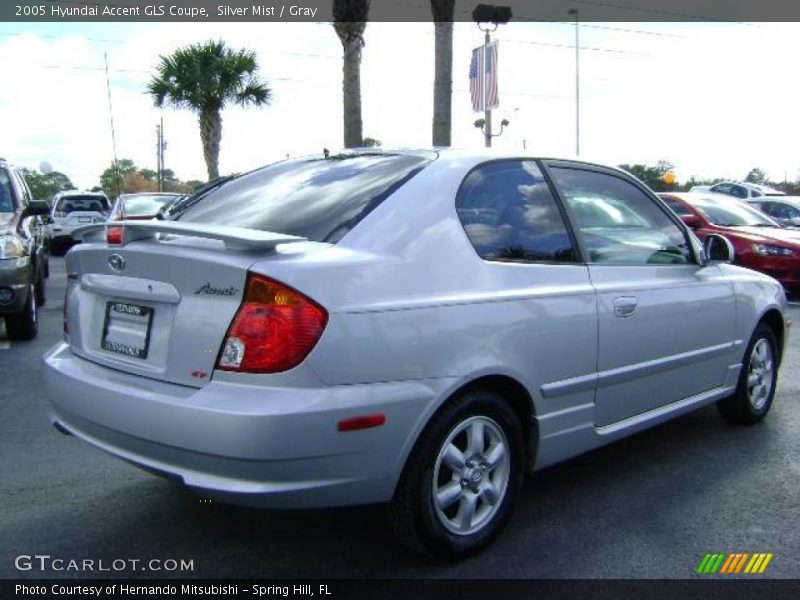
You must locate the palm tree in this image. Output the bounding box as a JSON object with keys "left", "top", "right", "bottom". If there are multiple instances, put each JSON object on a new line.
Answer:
{"left": 332, "top": 0, "right": 370, "bottom": 148}
{"left": 431, "top": 0, "right": 455, "bottom": 147}
{"left": 147, "top": 40, "right": 271, "bottom": 181}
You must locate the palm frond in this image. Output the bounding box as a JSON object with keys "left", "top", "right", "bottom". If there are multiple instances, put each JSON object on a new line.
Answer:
{"left": 145, "top": 39, "right": 270, "bottom": 113}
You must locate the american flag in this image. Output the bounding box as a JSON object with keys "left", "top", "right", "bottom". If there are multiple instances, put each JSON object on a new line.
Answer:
{"left": 485, "top": 41, "right": 499, "bottom": 109}
{"left": 469, "top": 46, "right": 484, "bottom": 112}
{"left": 469, "top": 42, "right": 499, "bottom": 113}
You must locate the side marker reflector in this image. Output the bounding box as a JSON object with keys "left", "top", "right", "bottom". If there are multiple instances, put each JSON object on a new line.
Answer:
{"left": 337, "top": 414, "right": 386, "bottom": 432}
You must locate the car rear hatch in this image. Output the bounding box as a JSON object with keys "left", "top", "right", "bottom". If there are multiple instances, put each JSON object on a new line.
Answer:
{"left": 64, "top": 221, "right": 304, "bottom": 388}
{"left": 60, "top": 211, "right": 107, "bottom": 228}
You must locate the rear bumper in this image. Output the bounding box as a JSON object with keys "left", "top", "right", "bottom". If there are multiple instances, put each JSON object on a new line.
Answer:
{"left": 42, "top": 343, "right": 443, "bottom": 508}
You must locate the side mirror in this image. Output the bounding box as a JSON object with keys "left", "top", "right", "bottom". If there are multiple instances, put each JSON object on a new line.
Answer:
{"left": 23, "top": 200, "right": 50, "bottom": 217}
{"left": 704, "top": 234, "right": 735, "bottom": 264}
{"left": 680, "top": 214, "right": 701, "bottom": 229}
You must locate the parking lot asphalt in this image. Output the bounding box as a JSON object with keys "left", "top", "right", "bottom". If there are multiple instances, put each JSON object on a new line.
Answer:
{"left": 1, "top": 256, "right": 798, "bottom": 579}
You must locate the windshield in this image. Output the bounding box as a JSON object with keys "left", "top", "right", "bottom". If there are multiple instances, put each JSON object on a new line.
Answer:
{"left": 120, "top": 194, "right": 177, "bottom": 217}
{"left": 690, "top": 198, "right": 780, "bottom": 227}
{"left": 0, "top": 170, "right": 13, "bottom": 213}
{"left": 176, "top": 153, "right": 432, "bottom": 243}
{"left": 56, "top": 195, "right": 110, "bottom": 214}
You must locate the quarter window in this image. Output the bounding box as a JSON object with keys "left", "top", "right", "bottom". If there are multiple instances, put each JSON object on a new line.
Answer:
{"left": 456, "top": 160, "right": 576, "bottom": 263}
{"left": 0, "top": 169, "right": 14, "bottom": 212}
{"left": 550, "top": 168, "right": 691, "bottom": 265}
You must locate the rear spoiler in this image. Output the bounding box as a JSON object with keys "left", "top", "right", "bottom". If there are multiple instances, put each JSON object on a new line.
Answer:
{"left": 71, "top": 221, "right": 307, "bottom": 252}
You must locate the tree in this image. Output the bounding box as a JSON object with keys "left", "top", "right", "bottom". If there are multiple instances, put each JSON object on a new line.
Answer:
{"left": 99, "top": 159, "right": 187, "bottom": 198}
{"left": 362, "top": 136, "right": 381, "bottom": 147}
{"left": 618, "top": 160, "right": 677, "bottom": 192}
{"left": 99, "top": 159, "right": 137, "bottom": 197}
{"left": 430, "top": 0, "right": 455, "bottom": 147}
{"left": 333, "top": 0, "right": 370, "bottom": 148}
{"left": 138, "top": 168, "right": 158, "bottom": 183}
{"left": 745, "top": 168, "right": 767, "bottom": 185}
{"left": 147, "top": 40, "right": 271, "bottom": 180}
{"left": 18, "top": 168, "right": 75, "bottom": 200}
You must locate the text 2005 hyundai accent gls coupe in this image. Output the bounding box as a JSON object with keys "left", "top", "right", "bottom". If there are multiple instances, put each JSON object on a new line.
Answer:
{"left": 43, "top": 150, "right": 789, "bottom": 558}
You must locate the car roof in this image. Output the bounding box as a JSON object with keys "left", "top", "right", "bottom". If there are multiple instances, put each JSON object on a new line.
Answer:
{"left": 324, "top": 147, "right": 634, "bottom": 178}
{"left": 55, "top": 190, "right": 108, "bottom": 198}
{"left": 118, "top": 192, "right": 182, "bottom": 199}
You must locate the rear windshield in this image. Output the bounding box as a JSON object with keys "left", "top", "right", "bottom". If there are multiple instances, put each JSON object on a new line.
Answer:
{"left": 57, "top": 196, "right": 110, "bottom": 213}
{"left": 120, "top": 194, "right": 177, "bottom": 216}
{"left": 175, "top": 153, "right": 432, "bottom": 243}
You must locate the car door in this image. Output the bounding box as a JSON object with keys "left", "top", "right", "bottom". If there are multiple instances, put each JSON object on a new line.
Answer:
{"left": 545, "top": 162, "right": 737, "bottom": 428}
{"left": 454, "top": 159, "right": 598, "bottom": 420}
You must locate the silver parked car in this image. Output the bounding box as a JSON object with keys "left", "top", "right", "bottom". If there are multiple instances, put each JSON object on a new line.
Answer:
{"left": 43, "top": 150, "right": 789, "bottom": 558}
{"left": 749, "top": 197, "right": 800, "bottom": 228}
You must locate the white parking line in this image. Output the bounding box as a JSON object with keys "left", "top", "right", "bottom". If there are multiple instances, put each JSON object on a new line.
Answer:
{"left": 0, "top": 341, "right": 9, "bottom": 350}
{"left": 789, "top": 302, "right": 800, "bottom": 307}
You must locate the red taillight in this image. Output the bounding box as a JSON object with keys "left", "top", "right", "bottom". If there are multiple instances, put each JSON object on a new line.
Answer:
{"left": 107, "top": 225, "right": 124, "bottom": 245}
{"left": 217, "top": 273, "right": 328, "bottom": 373}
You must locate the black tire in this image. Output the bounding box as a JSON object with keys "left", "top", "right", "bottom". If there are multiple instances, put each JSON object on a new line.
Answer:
{"left": 5, "top": 283, "right": 38, "bottom": 341}
{"left": 50, "top": 240, "right": 65, "bottom": 257}
{"left": 44, "top": 257, "right": 50, "bottom": 279}
{"left": 35, "top": 268, "right": 46, "bottom": 307}
{"left": 717, "top": 323, "right": 778, "bottom": 425}
{"left": 390, "top": 389, "right": 525, "bottom": 559}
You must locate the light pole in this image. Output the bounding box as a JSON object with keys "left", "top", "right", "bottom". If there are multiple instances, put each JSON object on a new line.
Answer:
{"left": 568, "top": 8, "right": 580, "bottom": 156}
{"left": 472, "top": 4, "right": 512, "bottom": 148}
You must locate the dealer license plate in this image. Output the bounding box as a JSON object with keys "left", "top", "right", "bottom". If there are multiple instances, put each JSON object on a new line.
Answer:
{"left": 101, "top": 301, "right": 153, "bottom": 359}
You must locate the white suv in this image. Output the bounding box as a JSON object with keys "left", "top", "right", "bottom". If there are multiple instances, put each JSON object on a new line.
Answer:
{"left": 49, "top": 191, "right": 110, "bottom": 254}
{"left": 690, "top": 181, "right": 785, "bottom": 200}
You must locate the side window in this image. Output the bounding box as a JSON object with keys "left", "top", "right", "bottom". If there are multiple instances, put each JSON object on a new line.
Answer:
{"left": 759, "top": 202, "right": 778, "bottom": 217}
{"left": 711, "top": 183, "right": 731, "bottom": 195}
{"left": 12, "top": 171, "right": 31, "bottom": 206}
{"left": 550, "top": 168, "right": 691, "bottom": 265}
{"left": 732, "top": 185, "right": 748, "bottom": 199}
{"left": 456, "top": 160, "right": 577, "bottom": 263}
{"left": 770, "top": 203, "right": 793, "bottom": 219}
{"left": 0, "top": 169, "right": 14, "bottom": 212}
{"left": 750, "top": 189, "right": 763, "bottom": 198}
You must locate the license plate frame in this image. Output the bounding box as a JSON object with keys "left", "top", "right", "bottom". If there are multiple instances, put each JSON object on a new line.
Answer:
{"left": 101, "top": 301, "right": 153, "bottom": 359}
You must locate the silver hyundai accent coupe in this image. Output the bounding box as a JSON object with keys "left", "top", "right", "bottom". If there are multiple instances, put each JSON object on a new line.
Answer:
{"left": 43, "top": 150, "right": 789, "bottom": 558}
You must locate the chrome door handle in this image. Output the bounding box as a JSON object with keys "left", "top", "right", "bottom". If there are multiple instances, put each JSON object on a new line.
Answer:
{"left": 613, "top": 296, "right": 638, "bottom": 318}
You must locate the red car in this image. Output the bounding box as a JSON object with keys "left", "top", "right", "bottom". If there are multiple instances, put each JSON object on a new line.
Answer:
{"left": 660, "top": 192, "right": 800, "bottom": 292}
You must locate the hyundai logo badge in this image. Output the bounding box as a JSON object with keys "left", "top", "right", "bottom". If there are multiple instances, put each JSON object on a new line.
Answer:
{"left": 108, "top": 253, "right": 125, "bottom": 272}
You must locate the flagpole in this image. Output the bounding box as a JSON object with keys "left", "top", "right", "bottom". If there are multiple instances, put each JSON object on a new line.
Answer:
{"left": 483, "top": 29, "right": 492, "bottom": 148}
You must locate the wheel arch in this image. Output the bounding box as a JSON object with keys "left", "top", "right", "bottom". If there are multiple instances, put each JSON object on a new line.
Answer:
{"left": 758, "top": 308, "right": 785, "bottom": 366}
{"left": 397, "top": 373, "right": 539, "bottom": 487}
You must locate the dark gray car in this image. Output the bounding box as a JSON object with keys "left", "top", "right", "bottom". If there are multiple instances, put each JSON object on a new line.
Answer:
{"left": 0, "top": 159, "right": 51, "bottom": 339}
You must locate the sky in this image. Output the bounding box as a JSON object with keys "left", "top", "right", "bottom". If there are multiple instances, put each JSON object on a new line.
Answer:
{"left": 1, "top": 18, "right": 799, "bottom": 189}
